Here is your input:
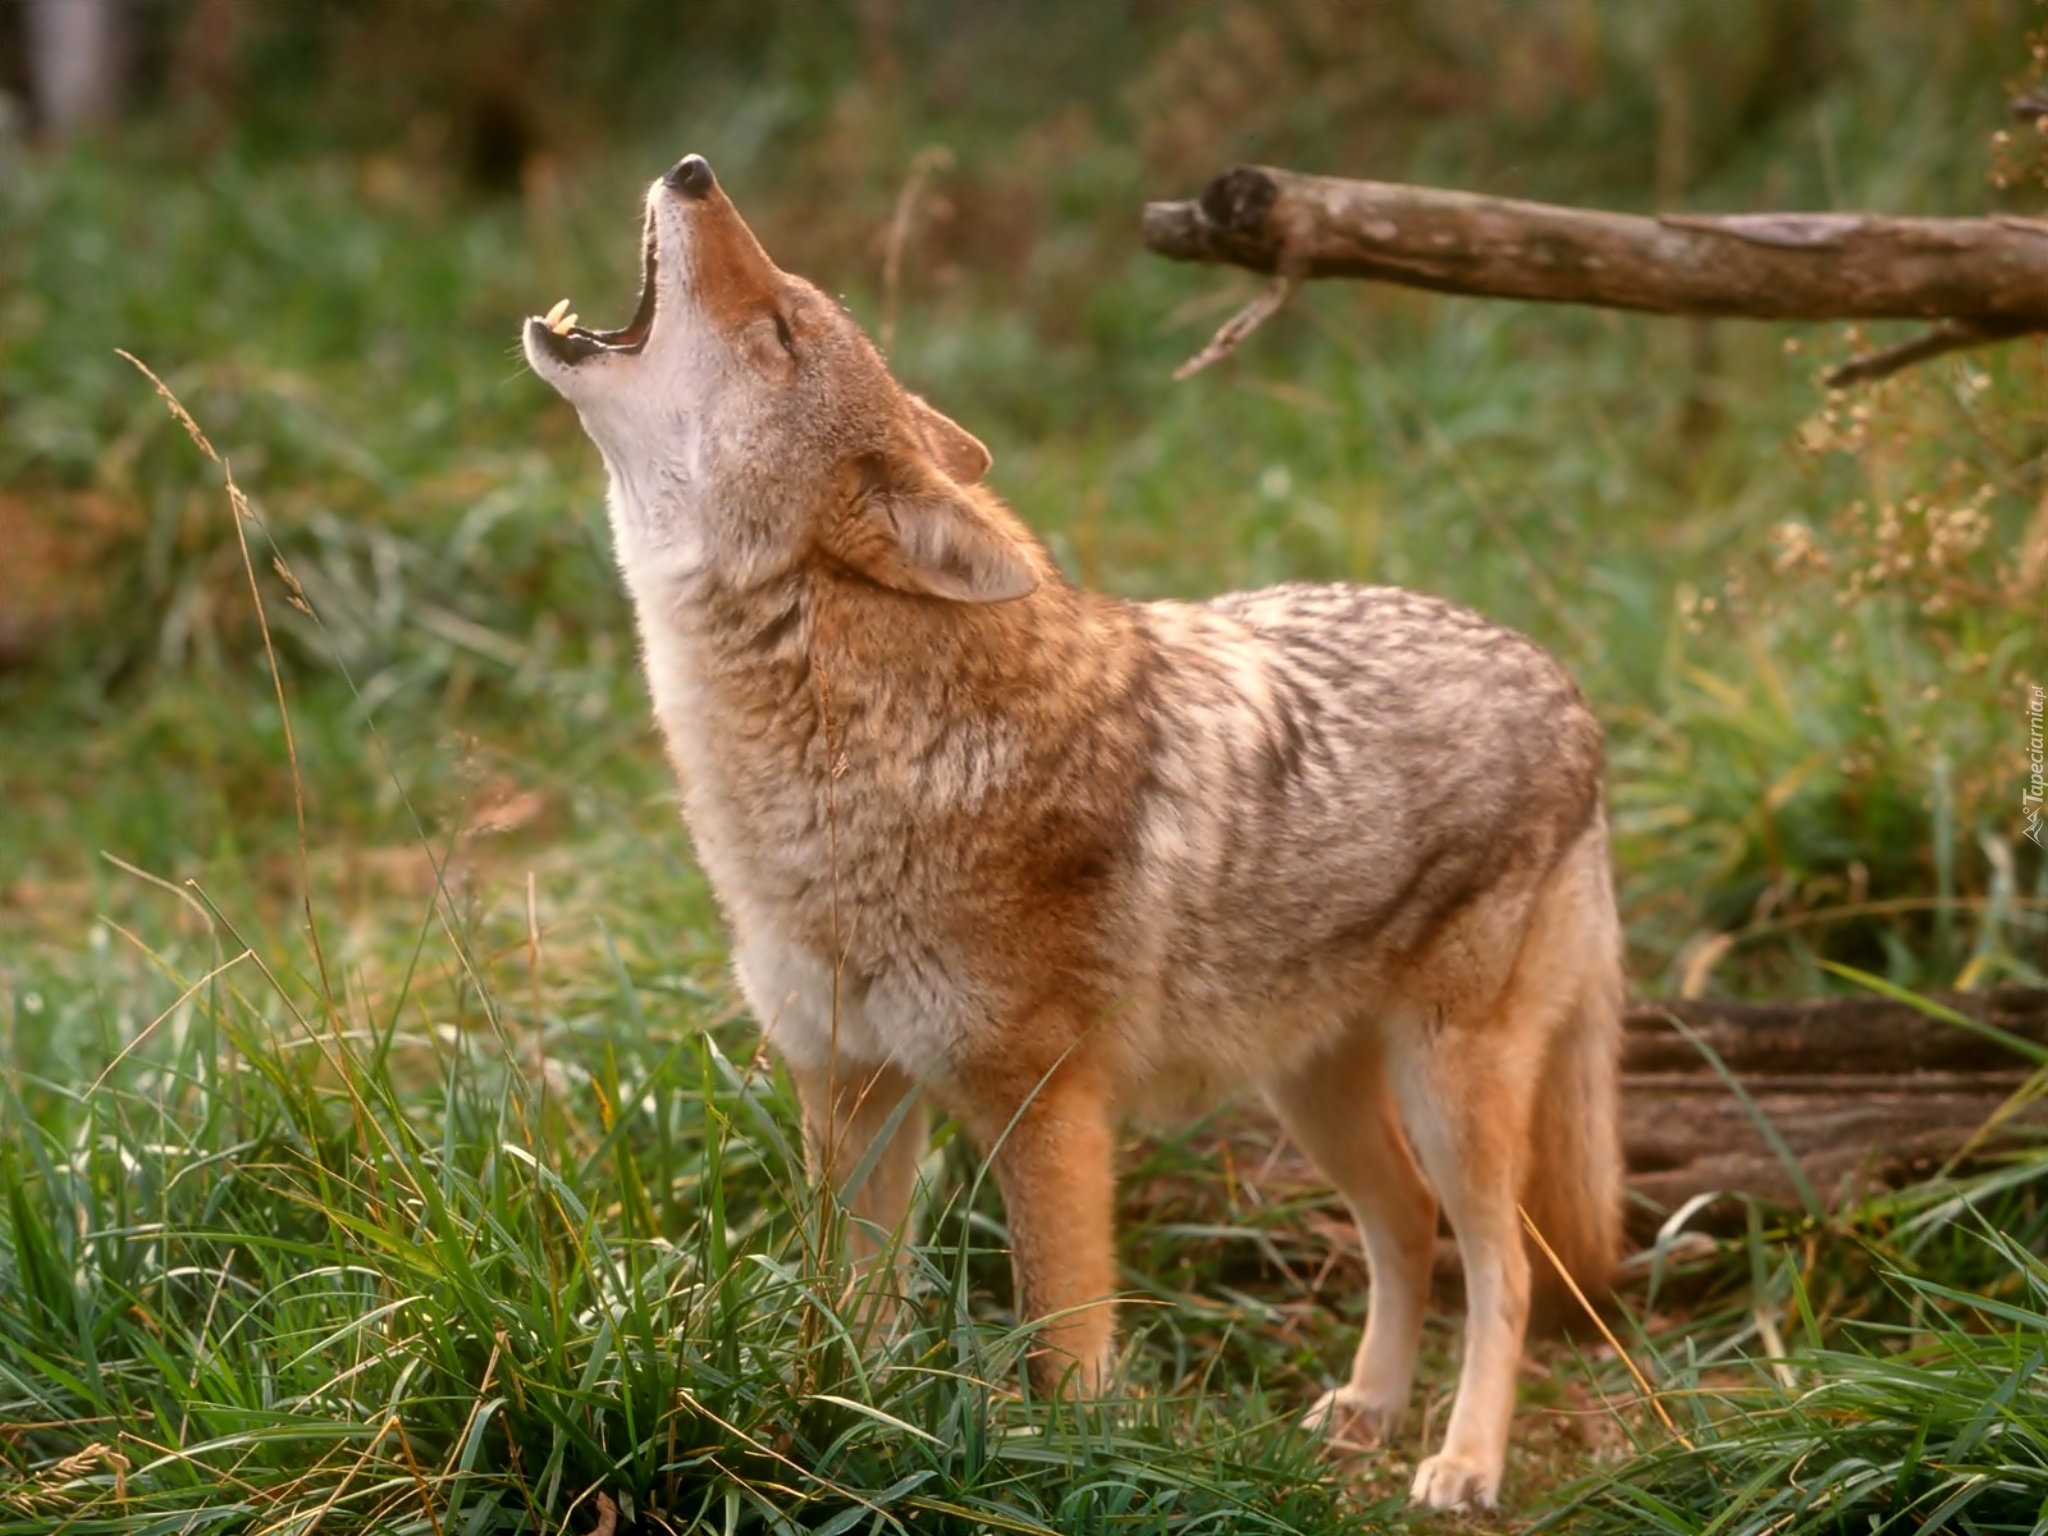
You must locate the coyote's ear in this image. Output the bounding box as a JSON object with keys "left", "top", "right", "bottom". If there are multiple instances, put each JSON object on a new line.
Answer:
{"left": 834, "top": 452, "right": 1039, "bottom": 604}
{"left": 903, "top": 392, "right": 992, "bottom": 485}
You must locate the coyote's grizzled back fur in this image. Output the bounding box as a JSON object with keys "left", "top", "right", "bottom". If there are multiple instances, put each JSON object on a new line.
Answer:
{"left": 523, "top": 154, "right": 1625, "bottom": 1512}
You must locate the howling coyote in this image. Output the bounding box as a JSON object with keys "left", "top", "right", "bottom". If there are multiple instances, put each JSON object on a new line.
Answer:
{"left": 524, "top": 154, "right": 1624, "bottom": 1511}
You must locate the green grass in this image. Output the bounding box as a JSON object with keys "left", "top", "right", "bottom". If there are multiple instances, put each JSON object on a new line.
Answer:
{"left": 1552, "top": 1229, "right": 2048, "bottom": 1536}
{"left": 5, "top": 2, "right": 2048, "bottom": 1529}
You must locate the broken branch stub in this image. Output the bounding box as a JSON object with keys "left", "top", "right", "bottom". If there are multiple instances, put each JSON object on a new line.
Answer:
{"left": 1145, "top": 165, "right": 2048, "bottom": 382}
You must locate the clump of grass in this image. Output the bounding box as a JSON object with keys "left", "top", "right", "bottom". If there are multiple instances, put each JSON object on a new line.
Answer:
{"left": 1553, "top": 1224, "right": 2048, "bottom": 1536}
{"left": 0, "top": 961, "right": 1376, "bottom": 1533}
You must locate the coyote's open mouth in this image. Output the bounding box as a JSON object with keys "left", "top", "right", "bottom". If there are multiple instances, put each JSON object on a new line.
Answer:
{"left": 528, "top": 224, "right": 659, "bottom": 366}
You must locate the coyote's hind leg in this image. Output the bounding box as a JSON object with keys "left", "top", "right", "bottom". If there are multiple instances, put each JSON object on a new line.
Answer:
{"left": 1393, "top": 1009, "right": 1546, "bottom": 1511}
{"left": 1268, "top": 1025, "right": 1438, "bottom": 1447}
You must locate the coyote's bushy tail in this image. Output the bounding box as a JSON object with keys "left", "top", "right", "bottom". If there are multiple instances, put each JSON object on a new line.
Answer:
{"left": 1522, "top": 838, "right": 1626, "bottom": 1325}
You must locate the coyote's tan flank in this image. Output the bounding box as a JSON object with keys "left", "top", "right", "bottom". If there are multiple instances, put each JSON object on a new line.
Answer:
{"left": 524, "top": 154, "right": 1624, "bottom": 1511}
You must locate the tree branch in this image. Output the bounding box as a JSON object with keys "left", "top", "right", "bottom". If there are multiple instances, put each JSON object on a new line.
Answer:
{"left": 1144, "top": 165, "right": 2048, "bottom": 380}
{"left": 1173, "top": 272, "right": 1301, "bottom": 380}
{"left": 1824, "top": 319, "right": 2032, "bottom": 387}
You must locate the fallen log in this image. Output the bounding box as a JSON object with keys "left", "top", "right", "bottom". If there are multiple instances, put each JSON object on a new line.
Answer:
{"left": 1618, "top": 988, "right": 2048, "bottom": 1225}
{"left": 1142, "top": 165, "right": 2048, "bottom": 384}
{"left": 1623, "top": 988, "right": 2048, "bottom": 1076}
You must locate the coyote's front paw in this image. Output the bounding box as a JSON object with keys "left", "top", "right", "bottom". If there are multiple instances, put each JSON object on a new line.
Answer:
{"left": 1409, "top": 1451, "right": 1501, "bottom": 1511}
{"left": 1302, "top": 1386, "right": 1403, "bottom": 1448}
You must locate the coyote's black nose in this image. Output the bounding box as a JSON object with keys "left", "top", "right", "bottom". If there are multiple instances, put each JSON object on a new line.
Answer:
{"left": 664, "top": 155, "right": 714, "bottom": 199}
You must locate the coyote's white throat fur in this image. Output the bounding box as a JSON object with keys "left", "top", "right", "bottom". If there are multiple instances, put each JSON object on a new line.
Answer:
{"left": 523, "top": 154, "right": 1625, "bottom": 1512}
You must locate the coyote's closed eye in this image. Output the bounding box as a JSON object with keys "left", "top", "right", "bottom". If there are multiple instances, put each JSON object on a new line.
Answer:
{"left": 523, "top": 153, "right": 1625, "bottom": 1513}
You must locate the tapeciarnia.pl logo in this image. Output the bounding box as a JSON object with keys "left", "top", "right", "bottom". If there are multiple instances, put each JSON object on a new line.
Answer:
{"left": 2026, "top": 683, "right": 2045, "bottom": 848}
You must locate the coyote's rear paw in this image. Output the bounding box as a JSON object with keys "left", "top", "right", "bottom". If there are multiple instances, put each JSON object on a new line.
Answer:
{"left": 1409, "top": 1451, "right": 1501, "bottom": 1511}
{"left": 1302, "top": 1386, "right": 1403, "bottom": 1448}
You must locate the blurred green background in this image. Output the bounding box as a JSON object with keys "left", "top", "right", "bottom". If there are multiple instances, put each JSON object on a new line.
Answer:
{"left": 2, "top": 0, "right": 2044, "bottom": 1010}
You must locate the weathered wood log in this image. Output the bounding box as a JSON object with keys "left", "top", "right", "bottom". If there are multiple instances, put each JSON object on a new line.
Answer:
{"left": 1623, "top": 988, "right": 2048, "bottom": 1076}
{"left": 1620, "top": 988, "right": 2048, "bottom": 1227}
{"left": 1143, "top": 165, "right": 2048, "bottom": 383}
